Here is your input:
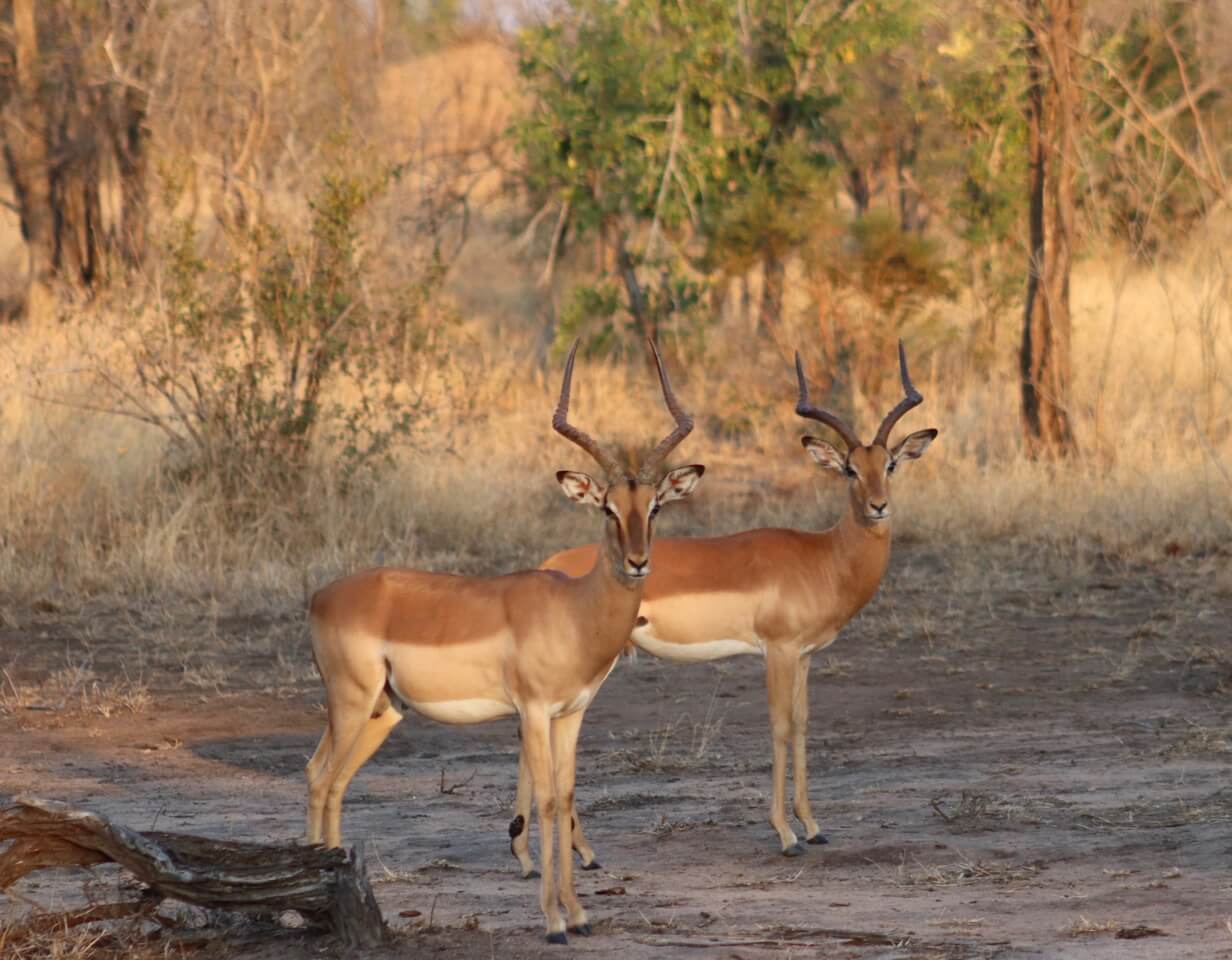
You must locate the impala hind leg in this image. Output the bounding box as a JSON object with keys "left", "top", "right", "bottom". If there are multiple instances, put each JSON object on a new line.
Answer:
{"left": 305, "top": 730, "right": 332, "bottom": 844}
{"left": 765, "top": 647, "right": 803, "bottom": 855}
{"left": 322, "top": 704, "right": 403, "bottom": 848}
{"left": 551, "top": 710, "right": 591, "bottom": 936}
{"left": 791, "top": 655, "right": 825, "bottom": 844}
{"left": 569, "top": 803, "right": 599, "bottom": 870}
{"left": 309, "top": 672, "right": 401, "bottom": 849}
{"left": 521, "top": 708, "right": 567, "bottom": 943}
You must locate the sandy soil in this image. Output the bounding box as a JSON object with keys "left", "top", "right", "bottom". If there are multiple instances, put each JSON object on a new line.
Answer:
{"left": 2, "top": 546, "right": 1230, "bottom": 959}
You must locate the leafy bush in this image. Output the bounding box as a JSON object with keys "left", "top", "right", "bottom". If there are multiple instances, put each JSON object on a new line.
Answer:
{"left": 107, "top": 159, "right": 458, "bottom": 503}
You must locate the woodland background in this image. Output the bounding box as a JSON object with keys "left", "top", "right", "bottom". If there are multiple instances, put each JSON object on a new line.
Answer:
{"left": 0, "top": 0, "right": 1229, "bottom": 603}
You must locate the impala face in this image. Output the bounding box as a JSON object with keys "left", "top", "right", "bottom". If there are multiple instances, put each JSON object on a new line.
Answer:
{"left": 558, "top": 466, "right": 705, "bottom": 580}
{"left": 802, "top": 430, "right": 937, "bottom": 524}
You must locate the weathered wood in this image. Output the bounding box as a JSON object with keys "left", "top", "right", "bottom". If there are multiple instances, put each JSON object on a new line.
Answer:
{"left": 0, "top": 797, "right": 387, "bottom": 949}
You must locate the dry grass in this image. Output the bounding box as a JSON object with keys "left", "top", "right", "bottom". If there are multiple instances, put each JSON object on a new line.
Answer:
{"left": 895, "top": 857, "right": 1041, "bottom": 889}
{"left": 0, "top": 58, "right": 1228, "bottom": 611}
{"left": 0, "top": 660, "right": 149, "bottom": 719}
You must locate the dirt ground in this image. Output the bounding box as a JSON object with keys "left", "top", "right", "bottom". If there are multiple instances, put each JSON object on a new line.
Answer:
{"left": 2, "top": 545, "right": 1230, "bottom": 959}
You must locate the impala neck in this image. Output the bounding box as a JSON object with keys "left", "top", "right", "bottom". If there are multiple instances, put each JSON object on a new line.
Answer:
{"left": 818, "top": 500, "right": 893, "bottom": 616}
{"left": 578, "top": 550, "right": 646, "bottom": 654}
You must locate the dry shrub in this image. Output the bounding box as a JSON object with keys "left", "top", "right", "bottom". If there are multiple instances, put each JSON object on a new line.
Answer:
{"left": 1, "top": 220, "right": 1229, "bottom": 606}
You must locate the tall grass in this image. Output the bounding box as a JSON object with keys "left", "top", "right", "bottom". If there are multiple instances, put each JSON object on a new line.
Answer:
{"left": 1, "top": 219, "right": 1228, "bottom": 608}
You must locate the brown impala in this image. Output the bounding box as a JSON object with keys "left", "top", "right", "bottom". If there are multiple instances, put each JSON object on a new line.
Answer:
{"left": 305, "top": 340, "right": 704, "bottom": 943}
{"left": 514, "top": 342, "right": 935, "bottom": 870}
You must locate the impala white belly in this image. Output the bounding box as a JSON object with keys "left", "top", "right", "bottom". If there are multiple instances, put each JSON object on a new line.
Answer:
{"left": 551, "top": 655, "right": 620, "bottom": 717}
{"left": 632, "top": 623, "right": 761, "bottom": 662}
{"left": 408, "top": 697, "right": 516, "bottom": 724}
{"left": 551, "top": 687, "right": 594, "bottom": 717}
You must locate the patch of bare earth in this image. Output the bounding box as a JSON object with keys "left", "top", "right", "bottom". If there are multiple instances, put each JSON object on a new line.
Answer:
{"left": 2, "top": 547, "right": 1230, "bottom": 959}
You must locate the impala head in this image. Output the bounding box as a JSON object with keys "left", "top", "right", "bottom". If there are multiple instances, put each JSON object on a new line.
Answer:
{"left": 795, "top": 341, "right": 937, "bottom": 527}
{"left": 554, "top": 340, "right": 704, "bottom": 582}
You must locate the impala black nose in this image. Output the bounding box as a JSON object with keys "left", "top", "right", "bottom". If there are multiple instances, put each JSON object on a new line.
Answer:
{"left": 870, "top": 501, "right": 887, "bottom": 513}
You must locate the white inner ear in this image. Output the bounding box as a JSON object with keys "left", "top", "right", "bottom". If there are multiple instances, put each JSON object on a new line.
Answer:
{"left": 658, "top": 466, "right": 702, "bottom": 503}
{"left": 891, "top": 430, "right": 936, "bottom": 465}
{"left": 804, "top": 439, "right": 846, "bottom": 474}
{"left": 557, "top": 471, "right": 604, "bottom": 506}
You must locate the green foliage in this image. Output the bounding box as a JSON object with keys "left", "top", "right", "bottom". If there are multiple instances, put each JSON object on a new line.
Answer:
{"left": 515, "top": 0, "right": 910, "bottom": 350}
{"left": 825, "top": 211, "right": 954, "bottom": 318}
{"left": 128, "top": 156, "right": 453, "bottom": 503}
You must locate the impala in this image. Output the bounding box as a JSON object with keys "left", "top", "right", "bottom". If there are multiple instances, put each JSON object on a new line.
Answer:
{"left": 515, "top": 342, "right": 935, "bottom": 867}
{"left": 304, "top": 340, "right": 704, "bottom": 943}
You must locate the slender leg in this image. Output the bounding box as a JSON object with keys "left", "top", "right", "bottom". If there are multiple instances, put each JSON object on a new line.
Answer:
{"left": 305, "top": 730, "right": 331, "bottom": 844}
{"left": 569, "top": 799, "right": 600, "bottom": 870}
{"left": 513, "top": 745, "right": 599, "bottom": 874}
{"left": 522, "top": 707, "right": 566, "bottom": 943}
{"left": 510, "top": 736, "right": 539, "bottom": 878}
{"left": 323, "top": 705, "right": 403, "bottom": 848}
{"left": 308, "top": 698, "right": 371, "bottom": 849}
{"left": 791, "top": 654, "right": 825, "bottom": 844}
{"left": 765, "top": 646, "right": 802, "bottom": 855}
{"left": 551, "top": 710, "right": 591, "bottom": 934}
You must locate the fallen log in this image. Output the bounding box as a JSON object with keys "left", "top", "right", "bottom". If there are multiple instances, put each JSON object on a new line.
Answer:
{"left": 0, "top": 797, "right": 387, "bottom": 948}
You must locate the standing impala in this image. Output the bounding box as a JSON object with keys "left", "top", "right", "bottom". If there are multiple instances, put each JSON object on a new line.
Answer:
{"left": 305, "top": 341, "right": 704, "bottom": 943}
{"left": 517, "top": 342, "right": 935, "bottom": 867}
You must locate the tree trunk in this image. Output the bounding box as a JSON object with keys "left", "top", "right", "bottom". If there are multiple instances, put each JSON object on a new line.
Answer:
{"left": 758, "top": 251, "right": 784, "bottom": 335}
{"left": 896, "top": 122, "right": 924, "bottom": 234}
{"left": 617, "top": 242, "right": 655, "bottom": 344}
{"left": 0, "top": 798, "right": 388, "bottom": 949}
{"left": 1, "top": 0, "right": 152, "bottom": 319}
{"left": 4, "top": 0, "right": 57, "bottom": 323}
{"left": 1021, "top": 0, "right": 1082, "bottom": 456}
{"left": 109, "top": 8, "right": 151, "bottom": 269}
{"left": 847, "top": 166, "right": 871, "bottom": 217}
{"left": 114, "top": 84, "right": 150, "bottom": 268}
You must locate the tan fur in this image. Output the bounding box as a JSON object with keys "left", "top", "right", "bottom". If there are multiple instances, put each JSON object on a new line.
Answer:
{"left": 305, "top": 348, "right": 704, "bottom": 943}
{"left": 524, "top": 428, "right": 935, "bottom": 860}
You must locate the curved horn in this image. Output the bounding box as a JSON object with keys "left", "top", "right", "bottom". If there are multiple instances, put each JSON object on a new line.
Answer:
{"left": 794, "top": 351, "right": 861, "bottom": 451}
{"left": 553, "top": 339, "right": 622, "bottom": 477}
{"left": 637, "top": 339, "right": 694, "bottom": 481}
{"left": 872, "top": 340, "right": 923, "bottom": 447}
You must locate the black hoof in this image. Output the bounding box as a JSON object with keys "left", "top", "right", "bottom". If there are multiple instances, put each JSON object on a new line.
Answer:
{"left": 807, "top": 833, "right": 829, "bottom": 845}
{"left": 580, "top": 859, "right": 601, "bottom": 871}
{"left": 522, "top": 869, "right": 541, "bottom": 880}
{"left": 546, "top": 931, "right": 568, "bottom": 945}
{"left": 782, "top": 841, "right": 805, "bottom": 857}
{"left": 568, "top": 923, "right": 593, "bottom": 936}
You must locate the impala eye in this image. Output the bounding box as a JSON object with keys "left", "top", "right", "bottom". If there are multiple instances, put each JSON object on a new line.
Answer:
{"left": 844, "top": 464, "right": 857, "bottom": 479}
{"left": 649, "top": 503, "right": 660, "bottom": 519}
{"left": 887, "top": 460, "right": 897, "bottom": 475}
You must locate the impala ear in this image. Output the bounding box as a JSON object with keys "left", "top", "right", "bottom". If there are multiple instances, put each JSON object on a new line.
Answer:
{"left": 556, "top": 470, "right": 605, "bottom": 507}
{"left": 656, "top": 464, "right": 705, "bottom": 504}
{"left": 890, "top": 428, "right": 937, "bottom": 466}
{"left": 802, "top": 435, "right": 846, "bottom": 475}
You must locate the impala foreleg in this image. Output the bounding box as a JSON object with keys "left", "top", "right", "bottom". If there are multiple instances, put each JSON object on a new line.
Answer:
{"left": 551, "top": 710, "right": 591, "bottom": 936}
{"left": 521, "top": 708, "right": 566, "bottom": 943}
{"left": 791, "top": 655, "right": 825, "bottom": 844}
{"left": 765, "top": 648, "right": 803, "bottom": 855}
{"left": 512, "top": 739, "right": 599, "bottom": 876}
{"left": 510, "top": 734, "right": 538, "bottom": 879}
